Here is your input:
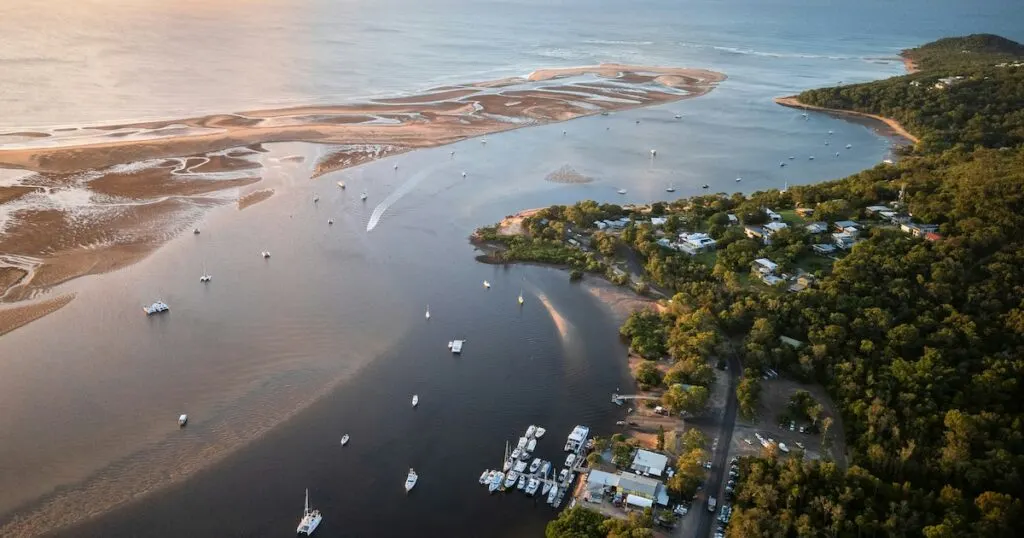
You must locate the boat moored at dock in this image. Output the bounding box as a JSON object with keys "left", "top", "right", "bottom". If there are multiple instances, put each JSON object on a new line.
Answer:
{"left": 535, "top": 427, "right": 546, "bottom": 438}
{"left": 525, "top": 478, "right": 540, "bottom": 496}
{"left": 529, "top": 458, "right": 542, "bottom": 473}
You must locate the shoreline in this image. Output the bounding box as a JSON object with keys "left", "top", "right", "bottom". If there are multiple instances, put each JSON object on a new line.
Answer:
{"left": 0, "top": 65, "right": 726, "bottom": 335}
{"left": 773, "top": 96, "right": 920, "bottom": 145}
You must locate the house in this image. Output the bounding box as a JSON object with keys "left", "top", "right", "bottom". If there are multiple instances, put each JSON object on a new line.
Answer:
{"left": 650, "top": 217, "right": 667, "bottom": 227}
{"left": 789, "top": 274, "right": 814, "bottom": 293}
{"left": 744, "top": 225, "right": 765, "bottom": 242}
{"left": 586, "top": 470, "right": 621, "bottom": 493}
{"left": 833, "top": 231, "right": 858, "bottom": 250}
{"left": 865, "top": 205, "right": 890, "bottom": 216}
{"left": 761, "top": 274, "right": 785, "bottom": 286}
{"left": 795, "top": 207, "right": 815, "bottom": 218}
{"left": 608, "top": 217, "right": 631, "bottom": 230}
{"left": 752, "top": 258, "right": 779, "bottom": 275}
{"left": 677, "top": 232, "right": 717, "bottom": 255}
{"left": 764, "top": 221, "right": 789, "bottom": 236}
{"left": 935, "top": 76, "right": 964, "bottom": 89}
{"left": 901, "top": 222, "right": 939, "bottom": 237}
{"left": 617, "top": 472, "right": 670, "bottom": 506}
{"left": 833, "top": 220, "right": 860, "bottom": 233}
{"left": 727, "top": 213, "right": 739, "bottom": 225}
{"left": 779, "top": 335, "right": 805, "bottom": 349}
{"left": 805, "top": 222, "right": 828, "bottom": 234}
{"left": 885, "top": 213, "right": 911, "bottom": 224}
{"left": 656, "top": 238, "right": 674, "bottom": 249}
{"left": 631, "top": 450, "right": 669, "bottom": 477}
{"left": 765, "top": 208, "right": 783, "bottom": 222}
{"left": 568, "top": 238, "right": 579, "bottom": 247}
{"left": 594, "top": 220, "right": 608, "bottom": 230}
{"left": 812, "top": 243, "right": 837, "bottom": 255}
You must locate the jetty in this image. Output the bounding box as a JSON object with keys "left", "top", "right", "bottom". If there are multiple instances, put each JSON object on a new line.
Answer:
{"left": 479, "top": 424, "right": 590, "bottom": 508}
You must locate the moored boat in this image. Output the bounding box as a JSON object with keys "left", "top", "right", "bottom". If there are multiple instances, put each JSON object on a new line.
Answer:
{"left": 489, "top": 471, "right": 504, "bottom": 493}
{"left": 517, "top": 474, "right": 527, "bottom": 490}
{"left": 529, "top": 458, "right": 542, "bottom": 473}
{"left": 558, "top": 469, "right": 569, "bottom": 482}
{"left": 547, "top": 484, "right": 559, "bottom": 504}
{"left": 514, "top": 460, "right": 528, "bottom": 473}
{"left": 296, "top": 489, "right": 322, "bottom": 535}
{"left": 535, "top": 427, "right": 546, "bottom": 439}
{"left": 541, "top": 478, "right": 553, "bottom": 496}
{"left": 479, "top": 470, "right": 490, "bottom": 484}
{"left": 525, "top": 425, "right": 537, "bottom": 438}
{"left": 341, "top": 434, "right": 350, "bottom": 446}
{"left": 405, "top": 468, "right": 418, "bottom": 493}
{"left": 412, "top": 394, "right": 419, "bottom": 407}
{"left": 527, "top": 438, "right": 537, "bottom": 451}
{"left": 525, "top": 478, "right": 540, "bottom": 496}
{"left": 504, "top": 471, "right": 519, "bottom": 489}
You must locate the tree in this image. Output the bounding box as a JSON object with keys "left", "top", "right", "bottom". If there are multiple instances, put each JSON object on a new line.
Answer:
{"left": 662, "top": 384, "right": 710, "bottom": 415}
{"left": 634, "top": 361, "right": 663, "bottom": 389}
{"left": 656, "top": 425, "right": 666, "bottom": 451}
{"left": 546, "top": 506, "right": 607, "bottom": 538}
{"left": 737, "top": 374, "right": 761, "bottom": 420}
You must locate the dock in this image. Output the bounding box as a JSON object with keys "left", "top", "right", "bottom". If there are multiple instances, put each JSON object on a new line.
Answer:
{"left": 480, "top": 424, "right": 591, "bottom": 508}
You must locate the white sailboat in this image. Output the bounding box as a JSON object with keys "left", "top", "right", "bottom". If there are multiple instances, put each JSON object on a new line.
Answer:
{"left": 360, "top": 191, "right": 368, "bottom": 201}
{"left": 200, "top": 262, "right": 211, "bottom": 283}
{"left": 425, "top": 305, "right": 430, "bottom": 320}
{"left": 666, "top": 183, "right": 675, "bottom": 192}
{"left": 483, "top": 280, "right": 490, "bottom": 289}
{"left": 405, "top": 468, "right": 418, "bottom": 493}
{"left": 518, "top": 288, "right": 524, "bottom": 305}
{"left": 411, "top": 394, "right": 419, "bottom": 407}
{"left": 296, "top": 489, "right": 322, "bottom": 535}
{"left": 341, "top": 434, "right": 350, "bottom": 446}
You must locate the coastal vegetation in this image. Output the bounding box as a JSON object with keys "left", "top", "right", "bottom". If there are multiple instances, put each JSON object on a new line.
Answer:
{"left": 546, "top": 505, "right": 654, "bottom": 538}
{"left": 537, "top": 33, "right": 1024, "bottom": 538}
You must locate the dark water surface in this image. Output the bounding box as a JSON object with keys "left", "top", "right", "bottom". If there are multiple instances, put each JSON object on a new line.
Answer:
{"left": 1, "top": 0, "right": 1022, "bottom": 536}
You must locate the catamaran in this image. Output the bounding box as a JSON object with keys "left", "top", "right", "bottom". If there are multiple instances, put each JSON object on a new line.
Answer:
{"left": 405, "top": 468, "right": 418, "bottom": 493}
{"left": 200, "top": 262, "right": 211, "bottom": 283}
{"left": 296, "top": 489, "right": 322, "bottom": 535}
{"left": 143, "top": 301, "right": 169, "bottom": 315}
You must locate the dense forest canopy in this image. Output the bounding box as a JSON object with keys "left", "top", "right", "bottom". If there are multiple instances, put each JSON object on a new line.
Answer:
{"left": 903, "top": 34, "right": 1024, "bottom": 71}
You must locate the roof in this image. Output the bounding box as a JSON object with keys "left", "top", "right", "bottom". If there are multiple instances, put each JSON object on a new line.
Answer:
{"left": 834, "top": 220, "right": 859, "bottom": 229}
{"left": 753, "top": 258, "right": 778, "bottom": 271}
{"left": 626, "top": 494, "right": 654, "bottom": 508}
{"left": 764, "top": 221, "right": 788, "bottom": 232}
{"left": 779, "top": 336, "right": 804, "bottom": 348}
{"left": 866, "top": 205, "right": 889, "bottom": 212}
{"left": 617, "top": 472, "right": 661, "bottom": 497}
{"left": 586, "top": 470, "right": 620, "bottom": 489}
{"left": 631, "top": 450, "right": 669, "bottom": 476}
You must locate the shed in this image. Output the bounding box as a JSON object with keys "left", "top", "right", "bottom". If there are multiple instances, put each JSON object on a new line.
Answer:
{"left": 752, "top": 258, "right": 778, "bottom": 274}
{"left": 586, "top": 470, "right": 620, "bottom": 490}
{"left": 626, "top": 494, "right": 654, "bottom": 509}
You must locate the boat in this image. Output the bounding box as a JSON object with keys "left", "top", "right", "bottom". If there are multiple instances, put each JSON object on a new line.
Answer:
{"left": 337, "top": 181, "right": 346, "bottom": 189}
{"left": 503, "top": 457, "right": 514, "bottom": 471}
{"left": 193, "top": 228, "right": 200, "bottom": 235}
{"left": 547, "top": 484, "right": 559, "bottom": 504}
{"left": 601, "top": 111, "right": 610, "bottom": 116}
{"left": 178, "top": 414, "right": 188, "bottom": 427}
{"left": 540, "top": 461, "right": 551, "bottom": 476}
{"left": 736, "top": 177, "right": 742, "bottom": 182}
{"left": 666, "top": 184, "right": 675, "bottom": 192}
{"left": 789, "top": 155, "right": 795, "bottom": 160}
{"left": 518, "top": 448, "right": 531, "bottom": 460}
{"left": 481, "top": 138, "right": 487, "bottom": 144}
{"left": 518, "top": 288, "right": 525, "bottom": 305}
{"left": 425, "top": 305, "right": 430, "bottom": 320}
{"left": 835, "top": 152, "right": 841, "bottom": 157}
{"left": 393, "top": 164, "right": 399, "bottom": 170}
{"left": 530, "top": 458, "right": 542, "bottom": 473}
{"left": 296, "top": 489, "right": 322, "bottom": 535}
{"left": 846, "top": 144, "right": 852, "bottom": 149}
{"left": 809, "top": 155, "right": 815, "bottom": 160}
{"left": 327, "top": 219, "right": 333, "bottom": 225}
{"left": 541, "top": 478, "right": 553, "bottom": 496}
{"left": 525, "top": 478, "right": 540, "bottom": 496}
{"left": 674, "top": 114, "right": 682, "bottom": 119}
{"left": 505, "top": 471, "right": 519, "bottom": 489}
{"left": 565, "top": 453, "right": 576, "bottom": 468}
{"left": 527, "top": 438, "right": 537, "bottom": 451}
{"left": 558, "top": 469, "right": 569, "bottom": 482}
{"left": 461, "top": 171, "right": 467, "bottom": 177}
{"left": 525, "top": 425, "right": 537, "bottom": 438}
{"left": 514, "top": 460, "right": 527, "bottom": 473}
{"left": 405, "top": 468, "right": 418, "bottom": 493}
{"left": 480, "top": 470, "right": 491, "bottom": 484}
{"left": 825, "top": 140, "right": 830, "bottom": 146}
{"left": 143, "top": 301, "right": 169, "bottom": 315}
{"left": 411, "top": 394, "right": 419, "bottom": 407}
{"left": 517, "top": 437, "right": 528, "bottom": 449}
{"left": 702, "top": 184, "right": 710, "bottom": 189}
{"left": 616, "top": 420, "right": 626, "bottom": 426}
{"left": 200, "top": 262, "right": 211, "bottom": 283}
{"left": 483, "top": 280, "right": 490, "bottom": 288}
{"left": 650, "top": 149, "right": 657, "bottom": 156}
{"left": 489, "top": 471, "right": 504, "bottom": 493}
{"left": 261, "top": 251, "right": 271, "bottom": 258}
{"left": 517, "top": 474, "right": 527, "bottom": 490}
{"left": 617, "top": 189, "right": 627, "bottom": 194}
{"left": 564, "top": 439, "right": 574, "bottom": 452}
{"left": 313, "top": 195, "right": 319, "bottom": 203}
{"left": 779, "top": 162, "right": 786, "bottom": 167}
{"left": 450, "top": 339, "right": 464, "bottom": 354}
{"left": 341, "top": 434, "right": 350, "bottom": 446}
{"left": 360, "top": 192, "right": 368, "bottom": 201}
{"left": 511, "top": 447, "right": 522, "bottom": 460}
{"left": 535, "top": 427, "right": 546, "bottom": 439}
{"left": 828, "top": 130, "right": 834, "bottom": 135}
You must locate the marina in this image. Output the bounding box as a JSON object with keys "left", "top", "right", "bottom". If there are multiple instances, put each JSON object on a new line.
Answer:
{"left": 479, "top": 424, "right": 590, "bottom": 508}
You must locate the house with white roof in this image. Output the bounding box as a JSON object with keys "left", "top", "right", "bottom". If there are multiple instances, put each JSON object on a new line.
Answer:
{"left": 630, "top": 449, "right": 669, "bottom": 477}
{"left": 752, "top": 258, "right": 778, "bottom": 275}
{"left": 764, "top": 208, "right": 783, "bottom": 222}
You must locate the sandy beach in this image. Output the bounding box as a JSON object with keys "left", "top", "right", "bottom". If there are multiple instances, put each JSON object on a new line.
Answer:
{"left": 773, "top": 96, "right": 920, "bottom": 144}
{"left": 0, "top": 64, "right": 725, "bottom": 336}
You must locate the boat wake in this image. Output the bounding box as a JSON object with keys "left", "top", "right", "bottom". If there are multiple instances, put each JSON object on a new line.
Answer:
{"left": 365, "top": 162, "right": 444, "bottom": 232}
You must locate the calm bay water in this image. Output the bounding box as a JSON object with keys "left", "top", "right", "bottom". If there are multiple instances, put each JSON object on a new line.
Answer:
{"left": 1, "top": 0, "right": 1022, "bottom": 536}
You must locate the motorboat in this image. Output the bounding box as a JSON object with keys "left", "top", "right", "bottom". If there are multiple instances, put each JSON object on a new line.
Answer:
{"left": 535, "top": 427, "right": 546, "bottom": 439}
{"left": 527, "top": 438, "right": 537, "bottom": 452}
{"left": 503, "top": 457, "right": 514, "bottom": 472}
{"left": 411, "top": 394, "right": 419, "bottom": 407}
{"left": 617, "top": 189, "right": 627, "bottom": 194}
{"left": 450, "top": 340, "right": 464, "bottom": 353}
{"left": 564, "top": 439, "right": 574, "bottom": 452}
{"left": 504, "top": 471, "right": 519, "bottom": 489}
{"left": 702, "top": 184, "right": 710, "bottom": 189}
{"left": 514, "top": 460, "right": 528, "bottom": 473}
{"left": 327, "top": 219, "right": 333, "bottom": 225}
{"left": 481, "top": 138, "right": 487, "bottom": 144}
{"left": 616, "top": 420, "right": 626, "bottom": 426}
{"left": 809, "top": 155, "right": 815, "bottom": 160}
{"left": 405, "top": 468, "right": 418, "bottom": 493}
{"left": 341, "top": 434, "right": 350, "bottom": 446}
{"left": 425, "top": 305, "right": 430, "bottom": 320}
{"left": 779, "top": 162, "right": 786, "bottom": 167}
{"left": 313, "top": 195, "right": 319, "bottom": 203}
{"left": 360, "top": 192, "right": 368, "bottom": 201}
{"left": 541, "top": 479, "right": 553, "bottom": 496}
{"left": 461, "top": 171, "right": 467, "bottom": 177}
{"left": 261, "top": 251, "right": 271, "bottom": 258}
{"left": 479, "top": 470, "right": 491, "bottom": 484}
{"left": 337, "top": 181, "right": 346, "bottom": 189}
{"left": 296, "top": 489, "right": 322, "bottom": 535}
{"left": 483, "top": 280, "right": 490, "bottom": 289}
{"left": 518, "top": 448, "right": 531, "bottom": 461}
{"left": 525, "top": 478, "right": 540, "bottom": 496}
{"left": 666, "top": 184, "right": 675, "bottom": 192}
{"left": 540, "top": 461, "right": 551, "bottom": 476}
{"left": 393, "top": 164, "right": 399, "bottom": 170}
{"left": 846, "top": 144, "right": 852, "bottom": 149}
{"left": 143, "top": 301, "right": 169, "bottom": 315}
{"left": 650, "top": 149, "right": 657, "bottom": 156}
{"left": 601, "top": 111, "right": 610, "bottom": 116}
{"left": 835, "top": 152, "right": 841, "bottom": 157}
{"left": 517, "top": 474, "right": 527, "bottom": 490}
{"left": 558, "top": 469, "right": 569, "bottom": 482}
{"left": 193, "top": 228, "right": 200, "bottom": 235}
{"left": 825, "top": 140, "right": 830, "bottom": 146}
{"left": 547, "top": 484, "right": 559, "bottom": 504}
{"left": 735, "top": 177, "right": 742, "bottom": 182}
{"left": 529, "top": 458, "right": 542, "bottom": 473}
{"left": 511, "top": 447, "right": 522, "bottom": 460}
{"left": 565, "top": 453, "right": 576, "bottom": 468}
{"left": 518, "top": 288, "right": 524, "bottom": 305}
{"left": 489, "top": 471, "right": 504, "bottom": 493}
{"left": 178, "top": 414, "right": 188, "bottom": 427}
{"left": 828, "top": 130, "right": 834, "bottom": 135}
{"left": 525, "top": 425, "right": 537, "bottom": 438}
{"left": 517, "top": 437, "right": 528, "bottom": 450}
{"left": 674, "top": 114, "right": 682, "bottom": 119}
{"left": 789, "top": 155, "right": 795, "bottom": 160}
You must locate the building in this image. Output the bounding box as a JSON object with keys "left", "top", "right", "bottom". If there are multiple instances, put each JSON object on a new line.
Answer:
{"left": 607, "top": 217, "right": 631, "bottom": 230}
{"left": 935, "top": 76, "right": 964, "bottom": 89}
{"left": 617, "top": 472, "right": 670, "bottom": 506}
{"left": 833, "top": 231, "right": 858, "bottom": 250}
{"left": 901, "top": 222, "right": 939, "bottom": 237}
{"left": 812, "top": 243, "right": 837, "bottom": 255}
{"left": 630, "top": 450, "right": 669, "bottom": 477}
{"left": 805, "top": 222, "right": 829, "bottom": 234}
{"left": 650, "top": 217, "right": 667, "bottom": 227}
{"left": 594, "top": 220, "right": 608, "bottom": 230}
{"left": 765, "top": 208, "right": 783, "bottom": 222}
{"left": 727, "top": 213, "right": 739, "bottom": 225}
{"left": 924, "top": 231, "right": 942, "bottom": 242}
{"left": 789, "top": 274, "right": 814, "bottom": 293}
{"left": 865, "top": 205, "right": 890, "bottom": 215}
{"left": 833, "top": 220, "right": 860, "bottom": 233}
{"left": 752, "top": 258, "right": 778, "bottom": 275}
{"left": 744, "top": 225, "right": 765, "bottom": 242}
{"left": 656, "top": 238, "right": 674, "bottom": 249}
{"left": 764, "top": 221, "right": 789, "bottom": 236}
{"left": 677, "top": 232, "right": 717, "bottom": 254}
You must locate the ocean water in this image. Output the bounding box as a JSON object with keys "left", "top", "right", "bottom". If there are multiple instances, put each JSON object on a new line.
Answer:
{"left": 0, "top": 0, "right": 1022, "bottom": 536}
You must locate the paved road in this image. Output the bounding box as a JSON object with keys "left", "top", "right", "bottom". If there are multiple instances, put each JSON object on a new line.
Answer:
{"left": 691, "top": 349, "right": 741, "bottom": 538}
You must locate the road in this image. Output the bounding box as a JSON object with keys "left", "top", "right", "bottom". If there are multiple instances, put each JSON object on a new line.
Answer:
{"left": 690, "top": 346, "right": 741, "bottom": 538}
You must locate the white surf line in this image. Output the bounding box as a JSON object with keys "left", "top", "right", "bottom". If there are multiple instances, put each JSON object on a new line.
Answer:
{"left": 366, "top": 161, "right": 446, "bottom": 232}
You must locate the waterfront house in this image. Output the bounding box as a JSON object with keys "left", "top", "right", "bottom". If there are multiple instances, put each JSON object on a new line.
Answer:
{"left": 630, "top": 450, "right": 669, "bottom": 477}
{"left": 805, "top": 222, "right": 828, "bottom": 234}
{"left": 677, "top": 232, "right": 717, "bottom": 255}
{"left": 765, "top": 208, "right": 783, "bottom": 222}
{"left": 901, "top": 222, "right": 939, "bottom": 238}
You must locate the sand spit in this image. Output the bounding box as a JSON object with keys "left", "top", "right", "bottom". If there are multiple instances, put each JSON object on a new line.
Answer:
{"left": 0, "top": 64, "right": 724, "bottom": 332}
{"left": 237, "top": 188, "right": 274, "bottom": 210}
{"left": 0, "top": 293, "right": 75, "bottom": 337}
{"left": 774, "top": 96, "right": 920, "bottom": 144}
{"left": 546, "top": 165, "right": 592, "bottom": 184}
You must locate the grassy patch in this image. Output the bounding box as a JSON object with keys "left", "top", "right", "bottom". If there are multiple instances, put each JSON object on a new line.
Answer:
{"left": 778, "top": 209, "right": 809, "bottom": 225}
{"left": 692, "top": 251, "right": 718, "bottom": 268}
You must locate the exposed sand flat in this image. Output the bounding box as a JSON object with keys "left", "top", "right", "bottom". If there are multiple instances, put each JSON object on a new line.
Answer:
{"left": 0, "top": 266, "right": 28, "bottom": 298}
{"left": 774, "top": 96, "right": 920, "bottom": 144}
{"left": 0, "top": 64, "right": 725, "bottom": 330}
{"left": 237, "top": 188, "right": 274, "bottom": 210}
{"left": 0, "top": 293, "right": 75, "bottom": 337}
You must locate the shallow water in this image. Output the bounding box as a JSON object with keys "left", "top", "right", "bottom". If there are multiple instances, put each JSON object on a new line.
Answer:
{"left": 1, "top": 0, "right": 1022, "bottom": 536}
